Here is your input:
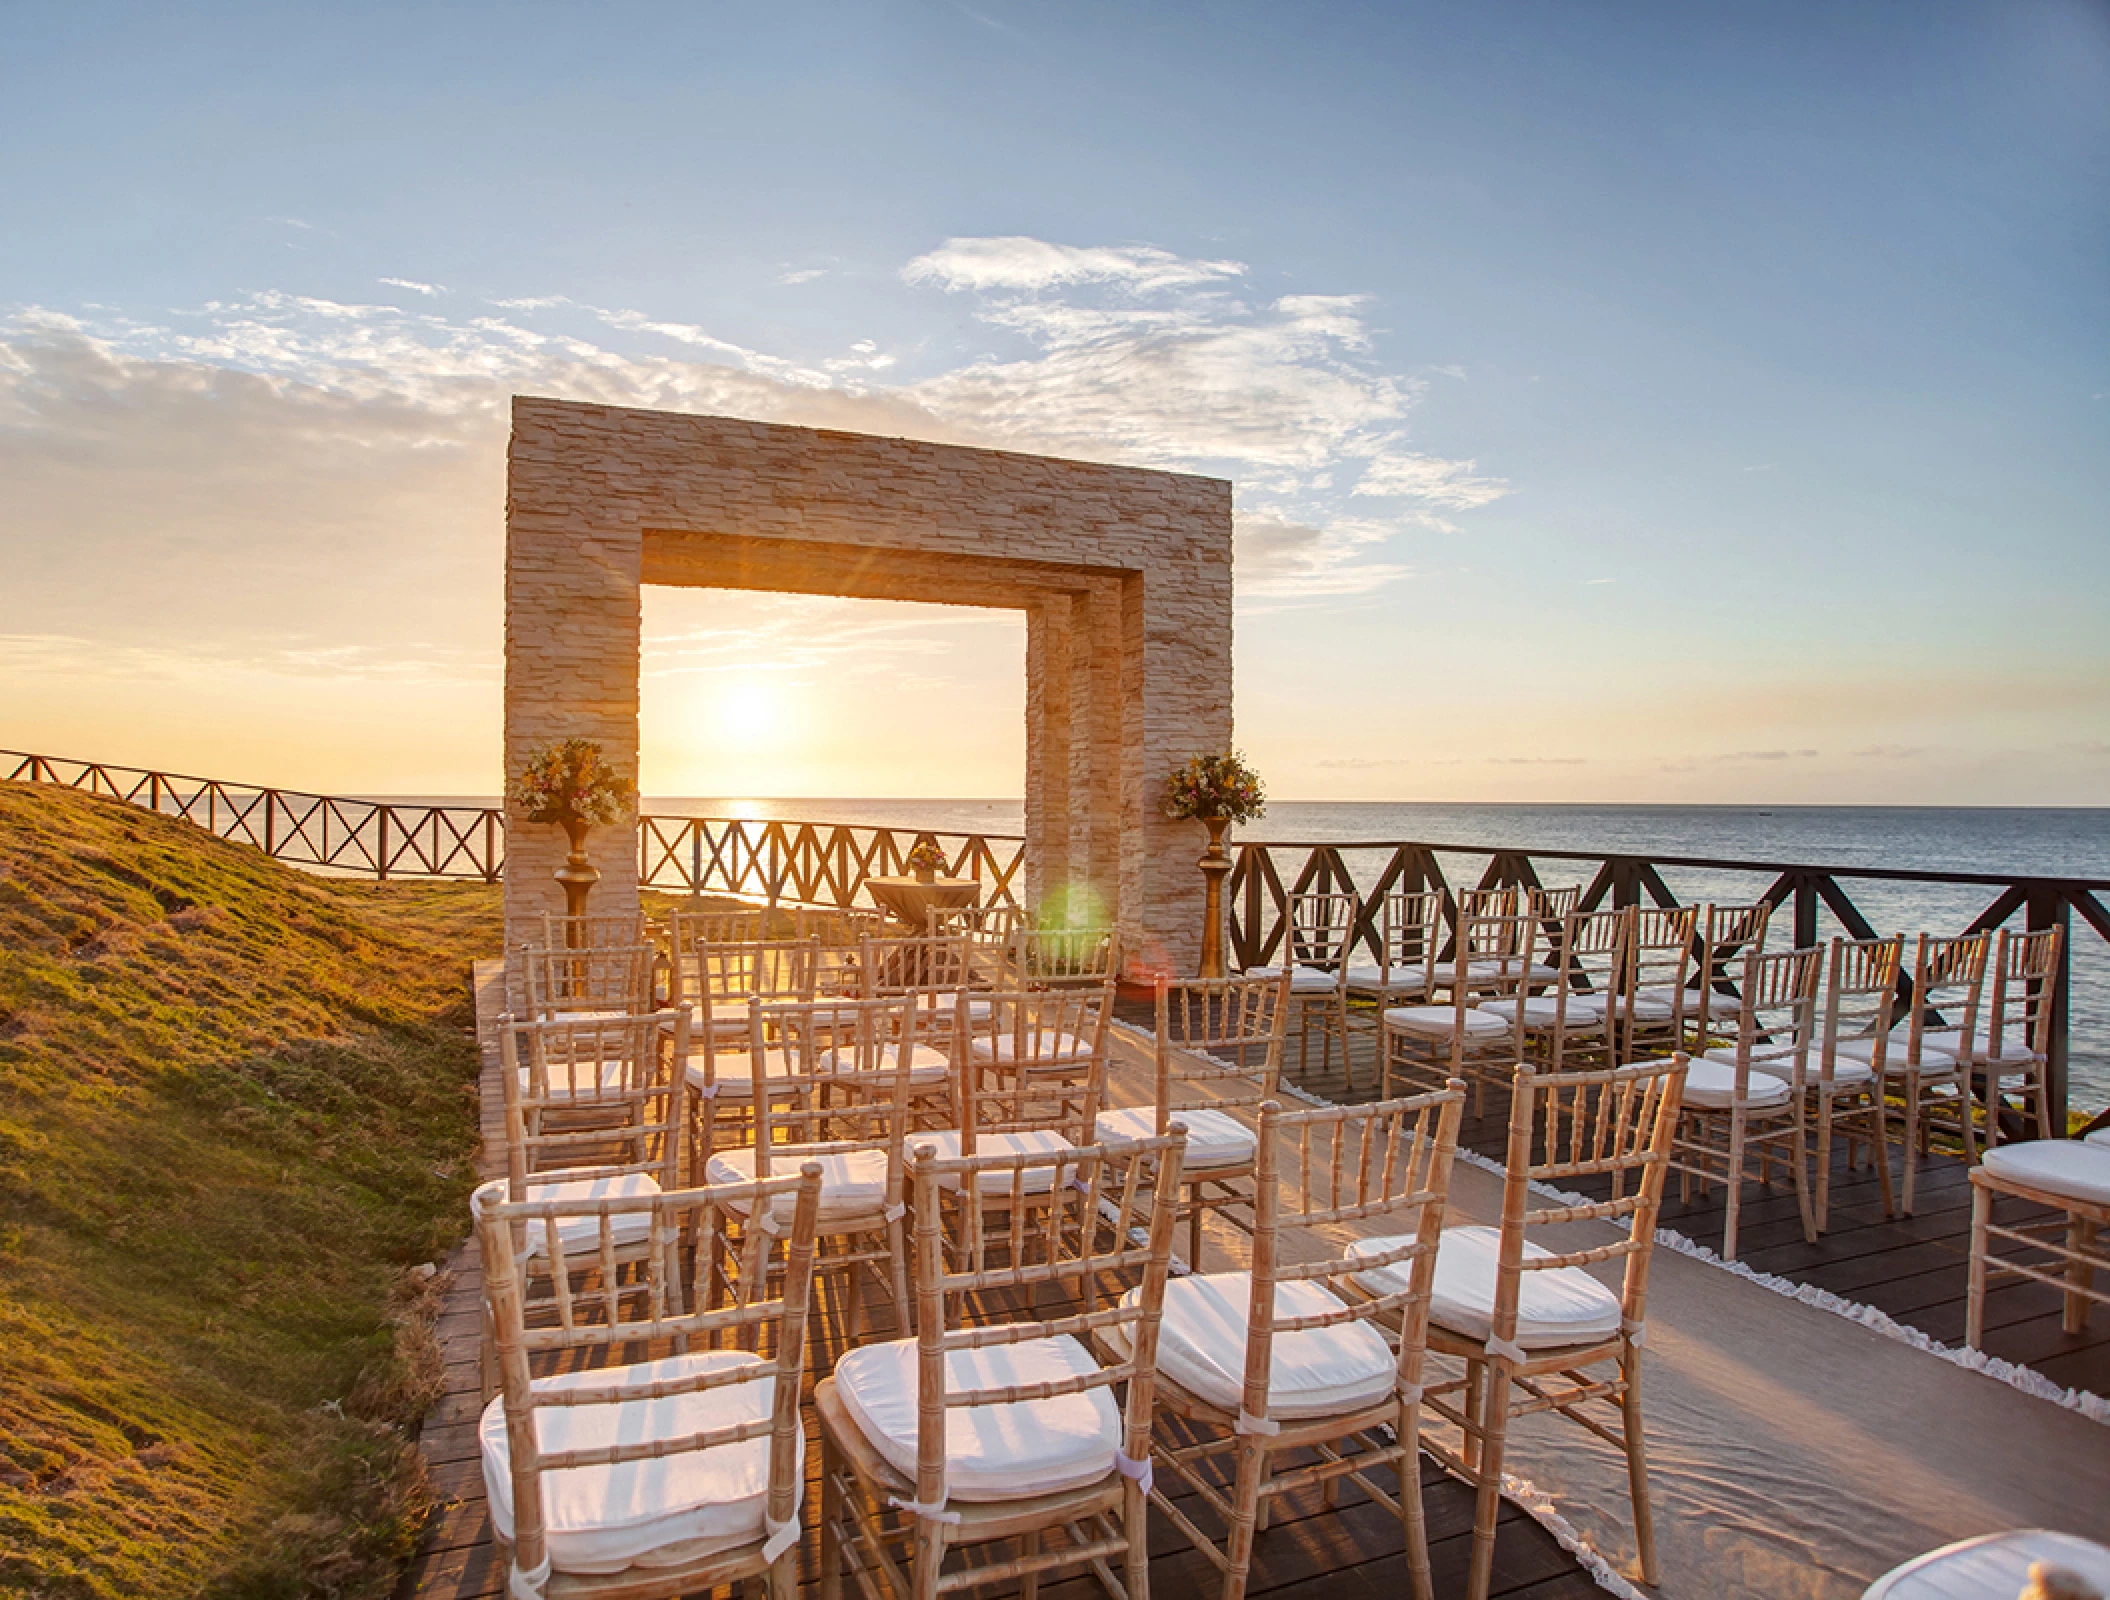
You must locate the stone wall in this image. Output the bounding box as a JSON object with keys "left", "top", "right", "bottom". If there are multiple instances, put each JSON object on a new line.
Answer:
{"left": 503, "top": 398, "right": 1234, "bottom": 976}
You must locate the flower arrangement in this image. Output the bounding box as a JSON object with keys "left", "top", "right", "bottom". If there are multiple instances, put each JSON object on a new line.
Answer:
{"left": 904, "top": 841, "right": 949, "bottom": 876}
{"left": 1161, "top": 750, "right": 1267, "bottom": 825}
{"left": 514, "top": 738, "right": 633, "bottom": 827}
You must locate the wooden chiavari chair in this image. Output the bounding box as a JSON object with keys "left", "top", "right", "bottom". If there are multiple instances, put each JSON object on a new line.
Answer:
{"left": 1606, "top": 905, "right": 1698, "bottom": 1063}
{"left": 1477, "top": 905, "right": 1633, "bottom": 1073}
{"left": 1244, "top": 890, "right": 1357, "bottom": 1089}
{"left": 1135, "top": 1089, "right": 1465, "bottom": 1600}
{"left": 1005, "top": 921, "right": 1123, "bottom": 992}
{"left": 518, "top": 940, "right": 657, "bottom": 1023}
{"left": 1381, "top": 907, "right": 1534, "bottom": 1113}
{"left": 857, "top": 931, "right": 990, "bottom": 1040}
{"left": 1968, "top": 1135, "right": 2110, "bottom": 1348}
{"left": 815, "top": 1131, "right": 1187, "bottom": 1600}
{"left": 1398, "top": 1058, "right": 1685, "bottom": 1600}
{"left": 1524, "top": 883, "right": 1582, "bottom": 920}
{"left": 1670, "top": 945, "right": 1821, "bottom": 1260}
{"left": 1685, "top": 901, "right": 1772, "bottom": 1047}
{"left": 1807, "top": 936, "right": 1902, "bottom": 1231}
{"left": 667, "top": 906, "right": 769, "bottom": 1002}
{"left": 1343, "top": 888, "right": 1442, "bottom": 1035}
{"left": 1851, "top": 930, "right": 1988, "bottom": 1210}
{"left": 794, "top": 905, "right": 888, "bottom": 996}
{"left": 1094, "top": 970, "right": 1292, "bottom": 1270}
{"left": 474, "top": 1163, "right": 825, "bottom": 1600}
{"left": 704, "top": 996, "right": 922, "bottom": 1338}
{"left": 1941, "top": 925, "right": 2062, "bottom": 1149}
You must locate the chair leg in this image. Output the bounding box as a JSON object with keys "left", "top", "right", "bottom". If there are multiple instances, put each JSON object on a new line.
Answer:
{"left": 1900, "top": 1077, "right": 1921, "bottom": 1216}
{"left": 2067, "top": 1216, "right": 2097, "bottom": 1336}
{"left": 912, "top": 1513, "right": 947, "bottom": 1600}
{"left": 1466, "top": 1363, "right": 1514, "bottom": 1600}
{"left": 1791, "top": 1110, "right": 1816, "bottom": 1245}
{"left": 1188, "top": 1196, "right": 1204, "bottom": 1275}
{"left": 1722, "top": 1114, "right": 1746, "bottom": 1262}
{"left": 1958, "top": 1074, "right": 1979, "bottom": 1166}
{"left": 818, "top": 1443, "right": 845, "bottom": 1600}
{"left": 1871, "top": 1090, "right": 1896, "bottom": 1219}
{"left": 1019, "top": 1530, "right": 1041, "bottom": 1600}
{"left": 1813, "top": 1094, "right": 1835, "bottom": 1234}
{"left": 2033, "top": 1064, "right": 2054, "bottom": 1142}
{"left": 888, "top": 1216, "right": 911, "bottom": 1333}
{"left": 1222, "top": 1435, "right": 1268, "bottom": 1600}
{"left": 1966, "top": 1181, "right": 1991, "bottom": 1350}
{"left": 1620, "top": 1341, "right": 1658, "bottom": 1587}
{"left": 1397, "top": 1398, "right": 1435, "bottom": 1600}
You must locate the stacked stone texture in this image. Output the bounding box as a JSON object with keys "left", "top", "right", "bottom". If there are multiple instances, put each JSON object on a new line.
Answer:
{"left": 504, "top": 398, "right": 1234, "bottom": 977}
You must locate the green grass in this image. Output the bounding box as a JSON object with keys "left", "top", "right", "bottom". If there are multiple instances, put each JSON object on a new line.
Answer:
{"left": 0, "top": 780, "right": 500, "bottom": 1599}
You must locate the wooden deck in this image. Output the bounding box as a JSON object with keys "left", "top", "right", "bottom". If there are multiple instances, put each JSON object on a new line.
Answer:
{"left": 400, "top": 975, "right": 2105, "bottom": 1600}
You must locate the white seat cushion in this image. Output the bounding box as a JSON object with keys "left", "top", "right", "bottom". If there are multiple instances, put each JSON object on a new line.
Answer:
{"left": 1797, "top": 1051, "right": 1875, "bottom": 1088}
{"left": 1126, "top": 1271, "right": 1397, "bottom": 1418}
{"left": 1462, "top": 960, "right": 1562, "bottom": 987}
{"left": 516, "top": 1061, "right": 634, "bottom": 1103}
{"left": 1244, "top": 964, "right": 1340, "bottom": 994}
{"left": 966, "top": 1032, "right": 1096, "bottom": 1064}
{"left": 1343, "top": 964, "right": 1427, "bottom": 995}
{"left": 685, "top": 1047, "right": 795, "bottom": 1099}
{"left": 1679, "top": 1056, "right": 1794, "bottom": 1109}
{"left": 1094, "top": 1105, "right": 1256, "bottom": 1171}
{"left": 704, "top": 1144, "right": 892, "bottom": 1224}
{"left": 1922, "top": 1025, "right": 2036, "bottom": 1068}
{"left": 504, "top": 1173, "right": 663, "bottom": 1257}
{"left": 1474, "top": 995, "right": 1603, "bottom": 1029}
{"left": 818, "top": 1042, "right": 952, "bottom": 1086}
{"left": 2086, "top": 1127, "right": 2110, "bottom": 1149}
{"left": 1351, "top": 1224, "right": 1624, "bottom": 1351}
{"left": 1635, "top": 985, "right": 1742, "bottom": 1021}
{"left": 1834, "top": 1029, "right": 1960, "bottom": 1072}
{"left": 913, "top": 1128, "right": 1076, "bottom": 1193}
{"left": 920, "top": 991, "right": 996, "bottom": 1022}
{"left": 481, "top": 1350, "right": 796, "bottom": 1574}
{"left": 1980, "top": 1140, "right": 2110, "bottom": 1206}
{"left": 833, "top": 1334, "right": 1117, "bottom": 1501}
{"left": 1382, "top": 1004, "right": 1509, "bottom": 1039}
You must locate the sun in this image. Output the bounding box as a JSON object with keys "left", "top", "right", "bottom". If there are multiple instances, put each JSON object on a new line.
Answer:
{"left": 712, "top": 675, "right": 786, "bottom": 745}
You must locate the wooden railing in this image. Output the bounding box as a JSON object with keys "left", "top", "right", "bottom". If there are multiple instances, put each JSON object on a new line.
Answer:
{"left": 1227, "top": 838, "right": 2110, "bottom": 1121}
{"left": 12, "top": 749, "right": 2103, "bottom": 1117}
{"left": 639, "top": 813, "right": 1027, "bottom": 909}
{"left": 5, "top": 751, "right": 505, "bottom": 882}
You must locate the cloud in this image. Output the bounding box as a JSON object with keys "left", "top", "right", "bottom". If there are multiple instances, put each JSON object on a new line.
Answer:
{"left": 1234, "top": 511, "right": 1408, "bottom": 599}
{"left": 778, "top": 268, "right": 828, "bottom": 286}
{"left": 379, "top": 277, "right": 444, "bottom": 296}
{"left": 905, "top": 237, "right": 1246, "bottom": 295}
{"left": 1355, "top": 450, "right": 1508, "bottom": 512}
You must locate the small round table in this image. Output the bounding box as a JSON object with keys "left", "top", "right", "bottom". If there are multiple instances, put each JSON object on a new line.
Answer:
{"left": 866, "top": 875, "right": 980, "bottom": 931}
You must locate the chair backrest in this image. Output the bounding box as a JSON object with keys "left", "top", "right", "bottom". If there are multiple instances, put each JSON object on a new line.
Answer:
{"left": 1456, "top": 885, "right": 1519, "bottom": 919}
{"left": 1544, "top": 906, "right": 1634, "bottom": 1063}
{"left": 1452, "top": 907, "right": 1537, "bottom": 993}
{"left": 1898, "top": 930, "right": 1989, "bottom": 1068}
{"left": 519, "top": 940, "right": 658, "bottom": 1021}
{"left": 1248, "top": 1087, "right": 1464, "bottom": 1423}
{"left": 1820, "top": 936, "right": 1903, "bottom": 1085}
{"left": 682, "top": 937, "right": 820, "bottom": 1023}
{"left": 1622, "top": 906, "right": 1699, "bottom": 1048}
{"left": 1152, "top": 972, "right": 1291, "bottom": 1124}
{"left": 743, "top": 998, "right": 920, "bottom": 1205}
{"left": 667, "top": 908, "right": 770, "bottom": 995}
{"left": 1714, "top": 946, "right": 1823, "bottom": 1094}
{"left": 1006, "top": 923, "right": 1123, "bottom": 989}
{"left": 540, "top": 911, "right": 652, "bottom": 950}
{"left": 928, "top": 902, "right": 1023, "bottom": 949}
{"left": 901, "top": 1132, "right": 1187, "bottom": 1517}
{"left": 1692, "top": 901, "right": 1772, "bottom": 1046}
{"left": 474, "top": 1164, "right": 825, "bottom": 1589}
{"left": 857, "top": 932, "right": 978, "bottom": 1002}
{"left": 497, "top": 1010, "right": 687, "bottom": 1194}
{"left": 1499, "top": 1058, "right": 1686, "bottom": 1337}
{"left": 1526, "top": 884, "right": 1582, "bottom": 920}
{"left": 793, "top": 904, "right": 886, "bottom": 946}
{"left": 959, "top": 989, "right": 1110, "bottom": 1144}
{"left": 1278, "top": 892, "right": 1357, "bottom": 978}
{"left": 1375, "top": 889, "right": 1445, "bottom": 988}
{"left": 1985, "top": 925, "right": 2062, "bottom": 1064}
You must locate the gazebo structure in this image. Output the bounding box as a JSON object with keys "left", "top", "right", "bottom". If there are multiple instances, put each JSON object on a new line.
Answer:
{"left": 501, "top": 396, "right": 1234, "bottom": 974}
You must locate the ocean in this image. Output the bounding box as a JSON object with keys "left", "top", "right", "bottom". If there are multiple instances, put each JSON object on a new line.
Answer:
{"left": 638, "top": 798, "right": 2110, "bottom": 1114}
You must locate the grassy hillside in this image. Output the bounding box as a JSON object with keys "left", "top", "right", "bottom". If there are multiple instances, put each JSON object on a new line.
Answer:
{"left": 0, "top": 780, "right": 500, "bottom": 1599}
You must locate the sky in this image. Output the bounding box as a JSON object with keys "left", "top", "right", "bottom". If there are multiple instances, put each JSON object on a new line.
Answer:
{"left": 3, "top": 1, "right": 2106, "bottom": 805}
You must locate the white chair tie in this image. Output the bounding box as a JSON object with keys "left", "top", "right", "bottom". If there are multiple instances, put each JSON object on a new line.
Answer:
{"left": 884, "top": 1202, "right": 907, "bottom": 1224}
{"left": 761, "top": 1514, "right": 800, "bottom": 1562}
{"left": 889, "top": 1494, "right": 962, "bottom": 1525}
{"left": 1623, "top": 1319, "right": 1646, "bottom": 1347}
{"left": 1236, "top": 1410, "right": 1280, "bottom": 1436}
{"left": 1483, "top": 1334, "right": 1529, "bottom": 1367}
{"left": 694, "top": 1079, "right": 721, "bottom": 1100}
{"left": 754, "top": 1209, "right": 784, "bottom": 1237}
{"left": 507, "top": 1551, "right": 552, "bottom": 1600}
{"left": 1115, "top": 1449, "right": 1154, "bottom": 1497}
{"left": 1398, "top": 1381, "right": 1424, "bottom": 1406}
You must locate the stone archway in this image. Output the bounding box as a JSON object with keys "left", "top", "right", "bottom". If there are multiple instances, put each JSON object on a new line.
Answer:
{"left": 502, "top": 397, "right": 1234, "bottom": 975}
